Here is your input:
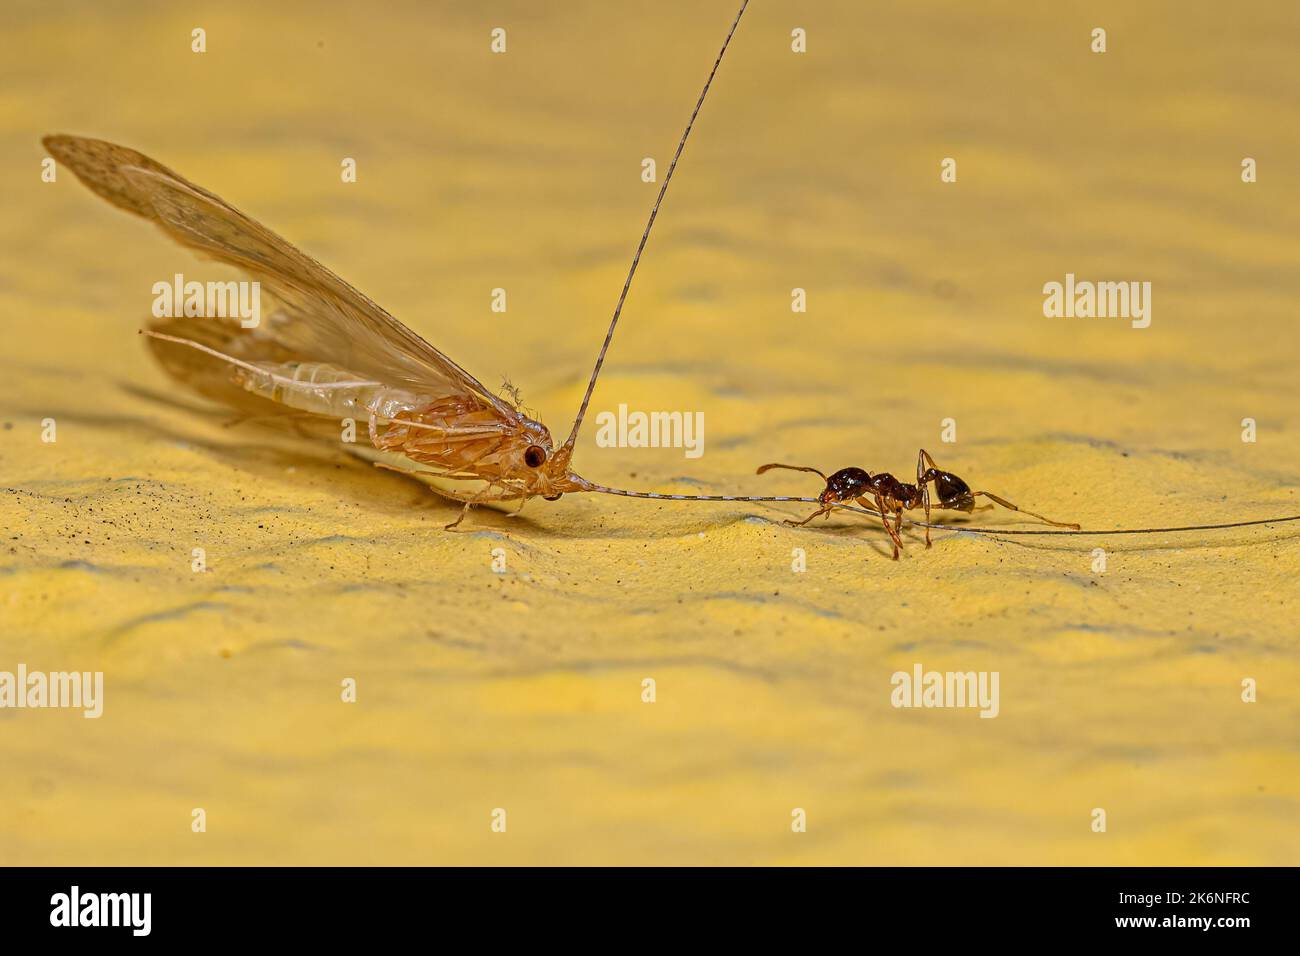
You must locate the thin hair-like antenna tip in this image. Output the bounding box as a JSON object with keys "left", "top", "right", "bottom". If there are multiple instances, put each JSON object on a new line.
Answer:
{"left": 561, "top": 0, "right": 750, "bottom": 456}
{"left": 829, "top": 503, "right": 1300, "bottom": 538}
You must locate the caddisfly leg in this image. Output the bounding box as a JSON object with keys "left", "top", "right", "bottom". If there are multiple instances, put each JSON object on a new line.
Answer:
{"left": 443, "top": 485, "right": 511, "bottom": 531}
{"left": 370, "top": 462, "right": 504, "bottom": 528}
{"left": 371, "top": 461, "right": 484, "bottom": 483}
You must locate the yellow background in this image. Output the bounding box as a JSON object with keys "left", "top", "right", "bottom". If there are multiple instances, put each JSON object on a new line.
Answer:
{"left": 1, "top": 0, "right": 1297, "bottom": 864}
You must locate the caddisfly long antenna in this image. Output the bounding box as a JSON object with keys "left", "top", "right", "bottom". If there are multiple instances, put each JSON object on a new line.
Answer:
{"left": 580, "top": 480, "right": 818, "bottom": 505}
{"left": 828, "top": 503, "right": 1300, "bottom": 537}
{"left": 559, "top": 0, "right": 750, "bottom": 461}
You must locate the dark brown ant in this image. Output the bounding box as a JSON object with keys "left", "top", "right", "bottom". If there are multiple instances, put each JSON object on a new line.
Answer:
{"left": 758, "top": 449, "right": 1080, "bottom": 559}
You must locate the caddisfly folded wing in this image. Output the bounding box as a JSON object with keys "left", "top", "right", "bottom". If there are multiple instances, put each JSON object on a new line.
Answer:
{"left": 43, "top": 134, "right": 516, "bottom": 419}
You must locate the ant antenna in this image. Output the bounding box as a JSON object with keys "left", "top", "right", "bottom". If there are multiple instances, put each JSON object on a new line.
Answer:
{"left": 560, "top": 0, "right": 750, "bottom": 460}
{"left": 757, "top": 463, "right": 830, "bottom": 481}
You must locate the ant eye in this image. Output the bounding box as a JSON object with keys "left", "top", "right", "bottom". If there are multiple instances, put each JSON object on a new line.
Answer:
{"left": 524, "top": 445, "right": 547, "bottom": 468}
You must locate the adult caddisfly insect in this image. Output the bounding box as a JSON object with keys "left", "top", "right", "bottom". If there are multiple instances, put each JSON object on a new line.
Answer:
{"left": 42, "top": 0, "right": 1300, "bottom": 552}
{"left": 43, "top": 1, "right": 785, "bottom": 529}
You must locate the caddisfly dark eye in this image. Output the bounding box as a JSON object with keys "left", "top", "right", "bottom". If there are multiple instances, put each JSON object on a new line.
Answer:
{"left": 524, "top": 445, "right": 547, "bottom": 468}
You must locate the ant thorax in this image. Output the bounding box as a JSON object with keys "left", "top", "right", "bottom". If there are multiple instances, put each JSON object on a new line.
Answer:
{"left": 871, "top": 474, "right": 923, "bottom": 509}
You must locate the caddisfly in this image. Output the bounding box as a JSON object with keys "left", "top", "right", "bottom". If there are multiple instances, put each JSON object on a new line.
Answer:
{"left": 44, "top": 3, "right": 781, "bottom": 529}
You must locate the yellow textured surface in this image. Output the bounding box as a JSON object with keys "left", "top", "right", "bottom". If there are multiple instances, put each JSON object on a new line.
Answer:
{"left": 1, "top": 0, "right": 1298, "bottom": 865}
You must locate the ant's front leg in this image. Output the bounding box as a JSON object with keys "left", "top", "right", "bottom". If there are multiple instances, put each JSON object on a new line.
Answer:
{"left": 783, "top": 505, "right": 831, "bottom": 528}
{"left": 757, "top": 463, "right": 834, "bottom": 528}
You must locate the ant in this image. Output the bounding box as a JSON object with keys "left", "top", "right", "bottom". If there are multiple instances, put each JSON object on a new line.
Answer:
{"left": 758, "top": 449, "right": 1080, "bottom": 559}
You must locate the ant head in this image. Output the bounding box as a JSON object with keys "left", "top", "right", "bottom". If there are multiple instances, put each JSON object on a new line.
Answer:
{"left": 819, "top": 467, "right": 871, "bottom": 505}
{"left": 930, "top": 470, "right": 975, "bottom": 510}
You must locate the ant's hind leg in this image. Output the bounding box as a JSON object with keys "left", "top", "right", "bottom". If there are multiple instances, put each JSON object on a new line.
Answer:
{"left": 974, "top": 490, "right": 1081, "bottom": 530}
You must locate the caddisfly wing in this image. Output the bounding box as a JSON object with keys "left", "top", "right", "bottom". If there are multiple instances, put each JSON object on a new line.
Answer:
{"left": 43, "top": 134, "right": 517, "bottom": 420}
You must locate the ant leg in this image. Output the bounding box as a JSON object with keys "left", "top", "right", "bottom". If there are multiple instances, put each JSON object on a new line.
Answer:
{"left": 783, "top": 506, "right": 831, "bottom": 528}
{"left": 916, "top": 449, "right": 937, "bottom": 547}
{"left": 759, "top": 464, "right": 835, "bottom": 528}
{"left": 859, "top": 494, "right": 903, "bottom": 559}
{"left": 973, "top": 490, "right": 1081, "bottom": 530}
